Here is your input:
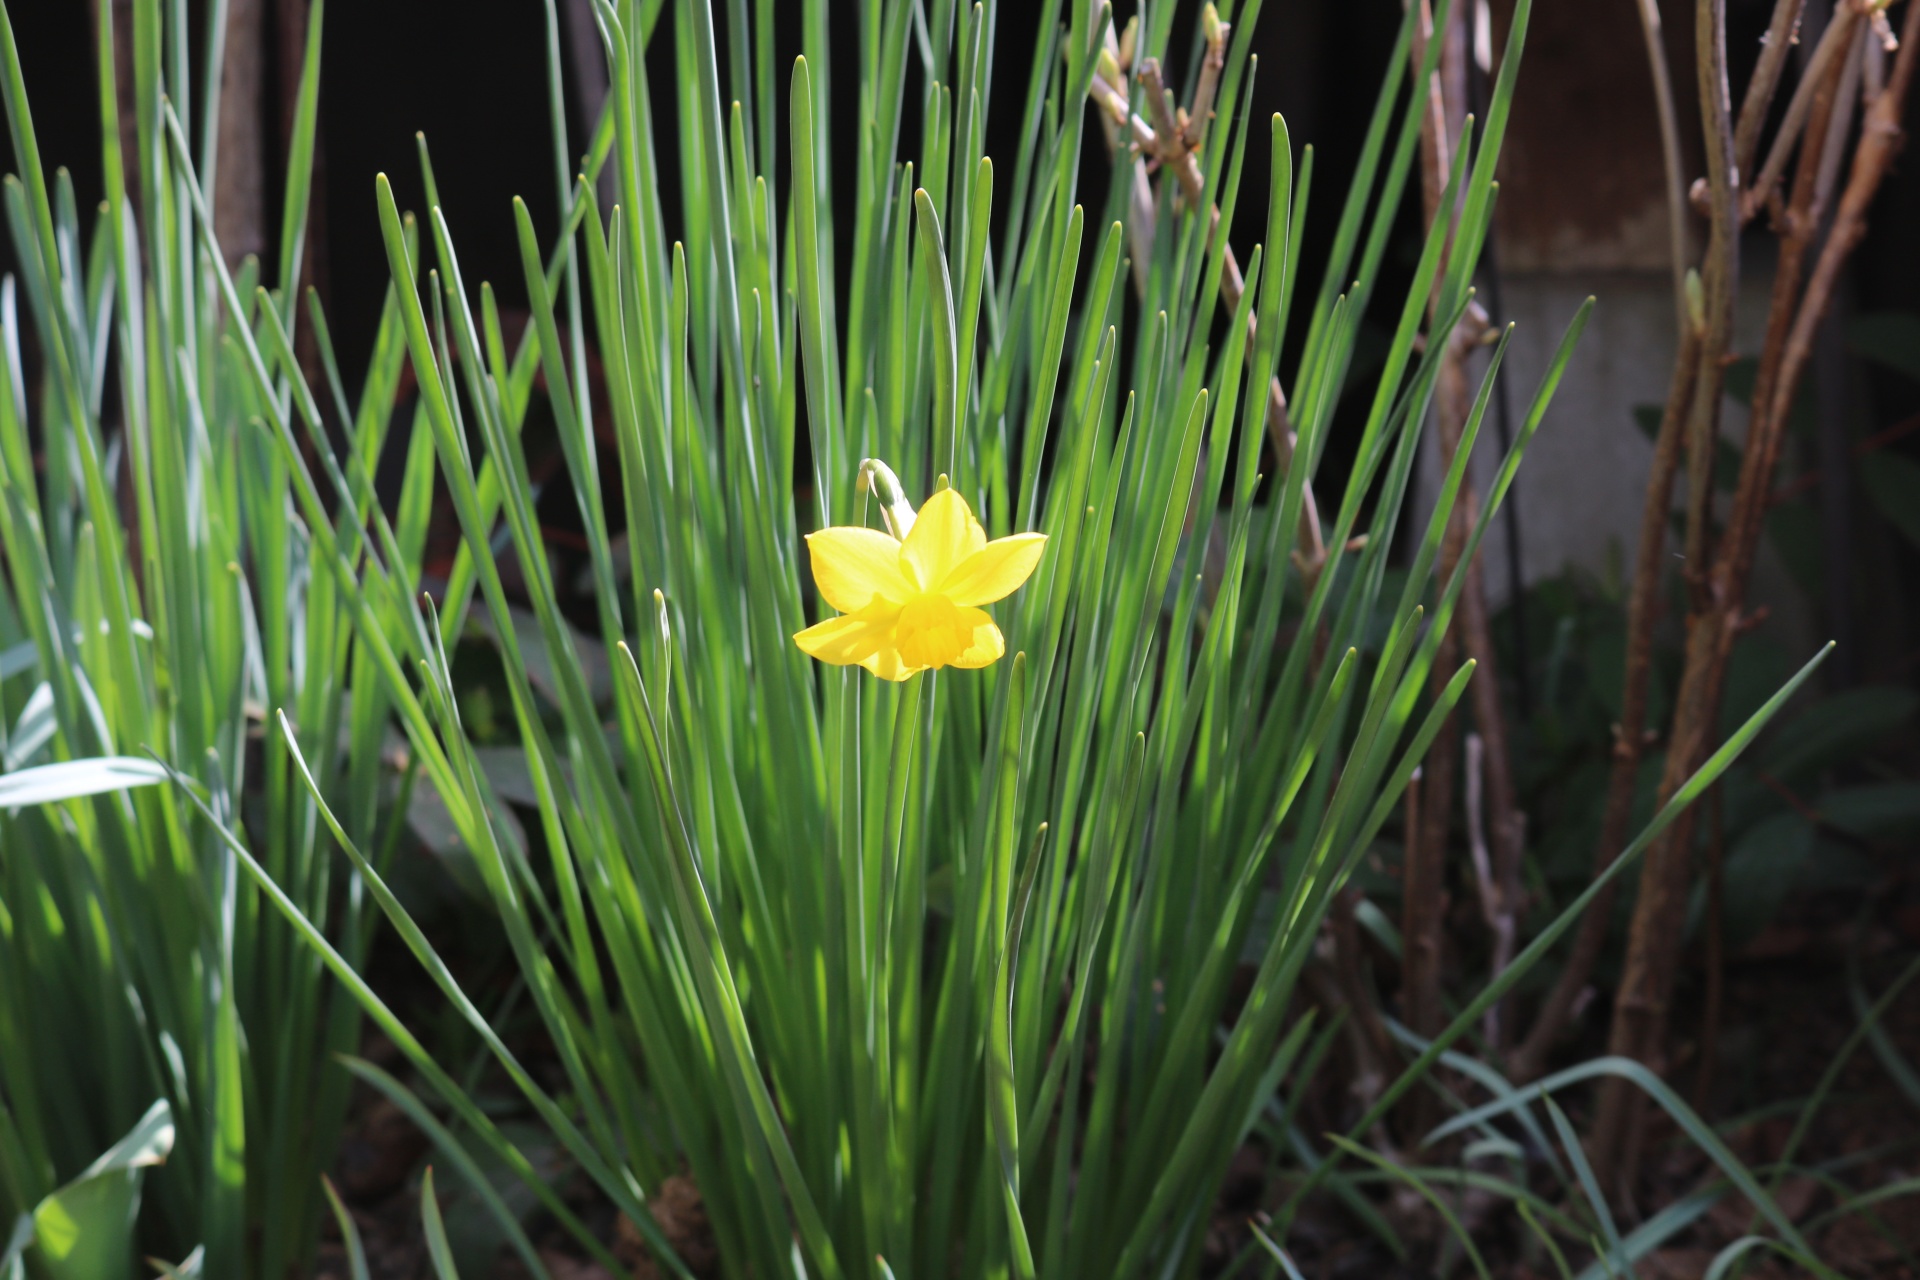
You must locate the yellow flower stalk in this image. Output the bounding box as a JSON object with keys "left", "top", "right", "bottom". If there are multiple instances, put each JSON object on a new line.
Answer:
{"left": 794, "top": 473, "right": 1045, "bottom": 681}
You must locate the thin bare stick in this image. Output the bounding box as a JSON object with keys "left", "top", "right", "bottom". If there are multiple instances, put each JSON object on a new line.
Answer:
{"left": 1090, "top": 31, "right": 1157, "bottom": 296}
{"left": 1742, "top": 2, "right": 1861, "bottom": 222}
{"left": 1729, "top": 10, "right": 1861, "bottom": 591}
{"left": 1088, "top": 11, "right": 1329, "bottom": 577}
{"left": 1762, "top": 0, "right": 1918, "bottom": 498}
{"left": 1865, "top": 22, "right": 1889, "bottom": 103}
{"left": 1813, "top": 27, "right": 1868, "bottom": 199}
{"left": 1743, "top": 0, "right": 1904, "bottom": 564}
{"left": 1734, "top": 0, "right": 1808, "bottom": 180}
{"left": 1679, "top": 0, "right": 1744, "bottom": 597}
{"left": 1182, "top": 4, "right": 1228, "bottom": 151}
{"left": 1634, "top": 0, "right": 1694, "bottom": 332}
{"left": 1400, "top": 0, "right": 1473, "bottom": 1073}
{"left": 213, "top": 0, "right": 268, "bottom": 270}
{"left": 1413, "top": 0, "right": 1529, "bottom": 1054}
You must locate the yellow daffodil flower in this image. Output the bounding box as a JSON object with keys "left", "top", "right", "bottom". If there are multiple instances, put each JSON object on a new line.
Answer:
{"left": 794, "top": 483, "right": 1045, "bottom": 681}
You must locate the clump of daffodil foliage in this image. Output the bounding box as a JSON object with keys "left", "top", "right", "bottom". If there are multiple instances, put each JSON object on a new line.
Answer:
{"left": 0, "top": 0, "right": 1816, "bottom": 1274}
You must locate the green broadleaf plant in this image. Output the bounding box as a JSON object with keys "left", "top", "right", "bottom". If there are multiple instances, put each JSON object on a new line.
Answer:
{"left": 1, "top": 1099, "right": 173, "bottom": 1280}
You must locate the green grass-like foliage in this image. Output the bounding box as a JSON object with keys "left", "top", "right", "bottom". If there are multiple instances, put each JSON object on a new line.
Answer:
{"left": 0, "top": 0, "right": 1820, "bottom": 1275}
{"left": 0, "top": 0, "right": 372, "bottom": 1273}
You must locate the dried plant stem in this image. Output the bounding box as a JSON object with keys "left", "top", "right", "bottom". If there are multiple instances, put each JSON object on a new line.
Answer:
{"left": 90, "top": 0, "right": 142, "bottom": 214}
{"left": 1679, "top": 0, "right": 1746, "bottom": 594}
{"left": 1725, "top": 11, "right": 1856, "bottom": 616}
{"left": 1635, "top": 0, "right": 1693, "bottom": 331}
{"left": 1088, "top": 20, "right": 1329, "bottom": 576}
{"left": 1734, "top": 0, "right": 1808, "bottom": 179}
{"left": 1592, "top": 0, "right": 1917, "bottom": 1190}
{"left": 1401, "top": 0, "right": 1469, "bottom": 1060}
{"left": 1765, "top": 1, "right": 1914, "bottom": 448}
{"left": 1396, "top": 0, "right": 1528, "bottom": 1057}
{"left": 1742, "top": 1, "right": 1860, "bottom": 222}
{"left": 213, "top": 0, "right": 268, "bottom": 269}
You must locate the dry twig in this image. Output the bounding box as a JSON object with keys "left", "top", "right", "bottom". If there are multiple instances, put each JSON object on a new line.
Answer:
{"left": 1086, "top": 6, "right": 1329, "bottom": 578}
{"left": 1638, "top": 0, "right": 1696, "bottom": 331}
{"left": 1396, "top": 0, "right": 1528, "bottom": 1067}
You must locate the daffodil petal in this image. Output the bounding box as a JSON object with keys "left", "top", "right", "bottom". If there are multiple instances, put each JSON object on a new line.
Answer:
{"left": 945, "top": 610, "right": 1005, "bottom": 669}
{"left": 900, "top": 488, "right": 985, "bottom": 591}
{"left": 793, "top": 601, "right": 901, "bottom": 668}
{"left": 805, "top": 527, "right": 915, "bottom": 614}
{"left": 858, "top": 649, "right": 925, "bottom": 682}
{"left": 937, "top": 532, "right": 1047, "bottom": 606}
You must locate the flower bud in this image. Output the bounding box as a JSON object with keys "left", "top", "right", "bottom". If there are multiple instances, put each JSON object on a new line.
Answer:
{"left": 858, "top": 458, "right": 918, "bottom": 540}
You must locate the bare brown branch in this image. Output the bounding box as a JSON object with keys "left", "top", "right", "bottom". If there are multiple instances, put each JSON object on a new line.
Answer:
{"left": 1402, "top": 0, "right": 1529, "bottom": 1060}
{"left": 1635, "top": 0, "right": 1695, "bottom": 333}
{"left": 1733, "top": 0, "right": 1808, "bottom": 180}
{"left": 1742, "top": 3, "right": 1861, "bottom": 223}
{"left": 1589, "top": 0, "right": 1746, "bottom": 1192}
{"left": 1589, "top": 0, "right": 1917, "bottom": 1192}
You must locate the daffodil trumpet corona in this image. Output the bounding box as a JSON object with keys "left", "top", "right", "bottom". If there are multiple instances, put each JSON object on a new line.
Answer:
{"left": 793, "top": 468, "right": 1045, "bottom": 681}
